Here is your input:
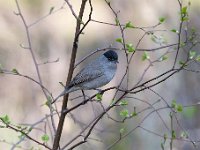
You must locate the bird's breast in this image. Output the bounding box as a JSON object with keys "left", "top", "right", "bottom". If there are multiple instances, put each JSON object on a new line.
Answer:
{"left": 104, "top": 63, "right": 117, "bottom": 81}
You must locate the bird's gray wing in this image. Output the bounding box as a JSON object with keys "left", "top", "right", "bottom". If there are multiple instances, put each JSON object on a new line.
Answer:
{"left": 67, "top": 69, "right": 104, "bottom": 88}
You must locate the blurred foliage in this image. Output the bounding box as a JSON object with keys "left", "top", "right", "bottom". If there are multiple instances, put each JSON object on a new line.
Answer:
{"left": 183, "top": 106, "right": 198, "bottom": 118}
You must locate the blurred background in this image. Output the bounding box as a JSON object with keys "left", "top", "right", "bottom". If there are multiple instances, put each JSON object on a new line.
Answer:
{"left": 0, "top": 0, "right": 200, "bottom": 149}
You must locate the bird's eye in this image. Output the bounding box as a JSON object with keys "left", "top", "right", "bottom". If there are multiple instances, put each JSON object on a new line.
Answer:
{"left": 108, "top": 57, "right": 113, "bottom": 61}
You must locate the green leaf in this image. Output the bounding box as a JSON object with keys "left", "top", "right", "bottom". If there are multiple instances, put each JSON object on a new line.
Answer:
{"left": 119, "top": 100, "right": 128, "bottom": 106}
{"left": 116, "top": 38, "right": 123, "bottom": 44}
{"left": 0, "top": 64, "right": 3, "bottom": 73}
{"left": 189, "top": 36, "right": 194, "bottom": 42}
{"left": 195, "top": 55, "right": 200, "bottom": 62}
{"left": 126, "top": 43, "right": 135, "bottom": 52}
{"left": 142, "top": 51, "right": 150, "bottom": 61}
{"left": 49, "top": 6, "right": 54, "bottom": 14}
{"left": 177, "top": 104, "right": 183, "bottom": 112}
{"left": 120, "top": 128, "right": 125, "bottom": 134}
{"left": 45, "top": 96, "right": 52, "bottom": 107}
{"left": 28, "top": 127, "right": 33, "bottom": 132}
{"left": 96, "top": 93, "right": 103, "bottom": 101}
{"left": 179, "top": 60, "right": 187, "bottom": 67}
{"left": 181, "top": 6, "right": 188, "bottom": 16}
{"left": 172, "top": 130, "right": 176, "bottom": 139}
{"left": 171, "top": 29, "right": 178, "bottom": 33}
{"left": 182, "top": 16, "right": 189, "bottom": 21}
{"left": 41, "top": 134, "right": 49, "bottom": 142}
{"left": 12, "top": 68, "right": 19, "bottom": 74}
{"left": 171, "top": 99, "right": 177, "bottom": 108}
{"left": 0, "top": 115, "right": 11, "bottom": 125}
{"left": 164, "top": 133, "right": 167, "bottom": 142}
{"left": 180, "top": 41, "right": 185, "bottom": 47}
{"left": 189, "top": 50, "right": 196, "bottom": 59}
{"left": 120, "top": 109, "right": 129, "bottom": 117}
{"left": 182, "top": 17, "right": 189, "bottom": 22}
{"left": 130, "top": 112, "right": 137, "bottom": 117}
{"left": 151, "top": 35, "right": 167, "bottom": 45}
{"left": 181, "top": 6, "right": 189, "bottom": 21}
{"left": 115, "top": 18, "right": 119, "bottom": 26}
{"left": 161, "top": 133, "right": 167, "bottom": 150}
{"left": 183, "top": 106, "right": 197, "bottom": 118}
{"left": 125, "top": 21, "right": 134, "bottom": 29}
{"left": 16, "top": 125, "right": 22, "bottom": 129}
{"left": 160, "top": 55, "right": 168, "bottom": 61}
{"left": 171, "top": 100, "right": 183, "bottom": 112}
{"left": 191, "top": 27, "right": 196, "bottom": 33}
{"left": 47, "top": 96, "right": 52, "bottom": 102}
{"left": 159, "top": 17, "right": 165, "bottom": 23}
{"left": 179, "top": 60, "right": 184, "bottom": 65}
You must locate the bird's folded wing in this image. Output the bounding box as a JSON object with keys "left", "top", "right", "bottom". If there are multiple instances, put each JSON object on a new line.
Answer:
{"left": 68, "top": 70, "right": 104, "bottom": 88}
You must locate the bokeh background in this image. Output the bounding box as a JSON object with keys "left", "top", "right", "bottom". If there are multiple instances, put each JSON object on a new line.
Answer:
{"left": 1, "top": 0, "right": 200, "bottom": 150}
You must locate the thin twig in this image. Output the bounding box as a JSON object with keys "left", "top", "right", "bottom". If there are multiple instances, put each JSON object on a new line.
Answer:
{"left": 14, "top": 0, "right": 57, "bottom": 142}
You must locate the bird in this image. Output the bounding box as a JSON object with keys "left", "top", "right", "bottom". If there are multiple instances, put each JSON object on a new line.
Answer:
{"left": 52, "top": 50, "right": 118, "bottom": 104}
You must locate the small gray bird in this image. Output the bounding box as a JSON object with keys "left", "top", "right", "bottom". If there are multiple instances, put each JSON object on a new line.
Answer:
{"left": 52, "top": 50, "right": 118, "bottom": 104}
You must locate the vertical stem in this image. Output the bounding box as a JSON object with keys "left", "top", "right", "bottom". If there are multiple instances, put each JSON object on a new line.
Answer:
{"left": 173, "top": 0, "right": 183, "bottom": 68}
{"left": 52, "top": 0, "right": 88, "bottom": 149}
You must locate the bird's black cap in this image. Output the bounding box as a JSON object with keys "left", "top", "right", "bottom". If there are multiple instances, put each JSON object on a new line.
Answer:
{"left": 103, "top": 50, "right": 118, "bottom": 62}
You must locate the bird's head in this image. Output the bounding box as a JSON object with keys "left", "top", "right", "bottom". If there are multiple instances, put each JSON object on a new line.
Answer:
{"left": 103, "top": 50, "right": 118, "bottom": 63}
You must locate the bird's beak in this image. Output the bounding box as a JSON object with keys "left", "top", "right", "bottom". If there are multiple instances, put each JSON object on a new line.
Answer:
{"left": 116, "top": 60, "right": 119, "bottom": 63}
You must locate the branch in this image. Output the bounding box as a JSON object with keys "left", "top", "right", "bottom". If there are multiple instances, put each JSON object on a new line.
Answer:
{"left": 0, "top": 120, "right": 51, "bottom": 150}
{"left": 52, "top": 0, "right": 91, "bottom": 149}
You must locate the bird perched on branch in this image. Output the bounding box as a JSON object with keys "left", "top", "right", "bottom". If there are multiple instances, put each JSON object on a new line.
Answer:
{"left": 52, "top": 50, "right": 118, "bottom": 104}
